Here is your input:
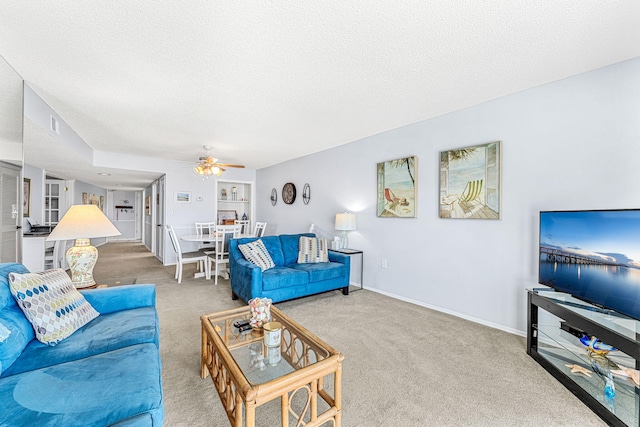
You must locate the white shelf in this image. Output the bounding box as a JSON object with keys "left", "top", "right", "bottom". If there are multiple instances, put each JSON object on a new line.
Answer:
{"left": 217, "top": 180, "right": 253, "bottom": 226}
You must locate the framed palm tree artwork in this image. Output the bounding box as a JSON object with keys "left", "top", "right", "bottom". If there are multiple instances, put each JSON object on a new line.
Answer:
{"left": 439, "top": 141, "right": 501, "bottom": 220}
{"left": 376, "top": 156, "right": 417, "bottom": 218}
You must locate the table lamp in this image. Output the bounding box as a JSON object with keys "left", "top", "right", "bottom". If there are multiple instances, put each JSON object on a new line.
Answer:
{"left": 334, "top": 212, "right": 356, "bottom": 249}
{"left": 46, "top": 204, "right": 121, "bottom": 288}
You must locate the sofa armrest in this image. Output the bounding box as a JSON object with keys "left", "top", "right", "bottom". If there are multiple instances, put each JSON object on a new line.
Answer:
{"left": 328, "top": 251, "right": 350, "bottom": 269}
{"left": 229, "top": 256, "right": 263, "bottom": 302}
{"left": 80, "top": 284, "right": 156, "bottom": 315}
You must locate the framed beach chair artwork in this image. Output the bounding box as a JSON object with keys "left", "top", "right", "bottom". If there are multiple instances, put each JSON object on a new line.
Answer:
{"left": 376, "top": 156, "right": 417, "bottom": 218}
{"left": 439, "top": 141, "right": 501, "bottom": 220}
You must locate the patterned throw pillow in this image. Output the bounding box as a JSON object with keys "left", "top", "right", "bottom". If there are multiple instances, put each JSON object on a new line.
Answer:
{"left": 8, "top": 269, "right": 99, "bottom": 346}
{"left": 297, "top": 236, "right": 329, "bottom": 263}
{"left": 238, "top": 239, "right": 275, "bottom": 271}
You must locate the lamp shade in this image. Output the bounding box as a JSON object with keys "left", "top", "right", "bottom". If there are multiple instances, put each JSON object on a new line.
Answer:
{"left": 47, "top": 205, "right": 121, "bottom": 241}
{"left": 335, "top": 212, "right": 356, "bottom": 231}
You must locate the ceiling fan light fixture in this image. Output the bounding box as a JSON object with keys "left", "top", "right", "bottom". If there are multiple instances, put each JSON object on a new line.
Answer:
{"left": 193, "top": 145, "right": 244, "bottom": 178}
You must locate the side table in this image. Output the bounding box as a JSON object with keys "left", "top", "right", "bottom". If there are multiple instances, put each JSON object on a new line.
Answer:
{"left": 329, "top": 248, "right": 363, "bottom": 290}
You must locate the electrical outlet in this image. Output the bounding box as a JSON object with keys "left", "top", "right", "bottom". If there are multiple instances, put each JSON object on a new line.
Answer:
{"left": 381, "top": 259, "right": 388, "bottom": 269}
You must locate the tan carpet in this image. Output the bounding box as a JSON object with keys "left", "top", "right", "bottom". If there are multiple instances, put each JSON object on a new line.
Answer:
{"left": 93, "top": 242, "right": 605, "bottom": 426}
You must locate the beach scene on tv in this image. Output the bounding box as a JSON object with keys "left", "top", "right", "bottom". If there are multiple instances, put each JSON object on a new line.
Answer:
{"left": 539, "top": 210, "right": 640, "bottom": 320}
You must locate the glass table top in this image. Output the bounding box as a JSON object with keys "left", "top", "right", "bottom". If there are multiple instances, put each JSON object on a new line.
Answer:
{"left": 206, "top": 307, "right": 330, "bottom": 386}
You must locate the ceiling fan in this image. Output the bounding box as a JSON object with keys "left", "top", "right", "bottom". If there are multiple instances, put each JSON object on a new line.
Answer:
{"left": 193, "top": 145, "right": 245, "bottom": 177}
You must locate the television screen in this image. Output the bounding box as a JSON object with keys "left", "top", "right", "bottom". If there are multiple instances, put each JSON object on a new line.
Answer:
{"left": 539, "top": 209, "right": 640, "bottom": 320}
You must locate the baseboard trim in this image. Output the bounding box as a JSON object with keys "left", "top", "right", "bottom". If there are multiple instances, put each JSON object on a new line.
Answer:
{"left": 365, "top": 287, "right": 525, "bottom": 337}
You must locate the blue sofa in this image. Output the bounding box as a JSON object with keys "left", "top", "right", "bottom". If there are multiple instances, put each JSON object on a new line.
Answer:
{"left": 0, "top": 263, "right": 163, "bottom": 426}
{"left": 228, "top": 233, "right": 350, "bottom": 303}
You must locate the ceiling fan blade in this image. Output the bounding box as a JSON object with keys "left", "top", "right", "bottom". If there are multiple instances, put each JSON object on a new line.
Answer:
{"left": 214, "top": 163, "right": 245, "bottom": 168}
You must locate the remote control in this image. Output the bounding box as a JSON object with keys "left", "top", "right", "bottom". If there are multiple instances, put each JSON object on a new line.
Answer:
{"left": 234, "top": 320, "right": 250, "bottom": 328}
{"left": 238, "top": 324, "right": 252, "bottom": 333}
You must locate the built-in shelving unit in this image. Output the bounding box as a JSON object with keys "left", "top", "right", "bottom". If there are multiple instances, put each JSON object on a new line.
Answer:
{"left": 528, "top": 289, "right": 640, "bottom": 427}
{"left": 216, "top": 180, "right": 253, "bottom": 226}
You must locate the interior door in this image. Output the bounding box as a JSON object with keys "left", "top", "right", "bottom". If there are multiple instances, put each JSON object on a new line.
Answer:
{"left": 154, "top": 175, "right": 165, "bottom": 262}
{"left": 0, "top": 162, "right": 21, "bottom": 262}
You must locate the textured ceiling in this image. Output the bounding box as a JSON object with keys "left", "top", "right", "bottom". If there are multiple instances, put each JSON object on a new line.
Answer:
{"left": 1, "top": 1, "right": 639, "bottom": 188}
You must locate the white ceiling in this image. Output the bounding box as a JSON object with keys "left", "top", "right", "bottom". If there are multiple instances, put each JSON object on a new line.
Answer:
{"left": 1, "top": 1, "right": 639, "bottom": 189}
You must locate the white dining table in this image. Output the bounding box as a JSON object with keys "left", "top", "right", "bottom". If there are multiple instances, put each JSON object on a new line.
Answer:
{"left": 180, "top": 233, "right": 221, "bottom": 243}
{"left": 181, "top": 232, "right": 253, "bottom": 242}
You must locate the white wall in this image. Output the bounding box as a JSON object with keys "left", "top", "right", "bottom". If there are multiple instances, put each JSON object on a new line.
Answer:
{"left": 256, "top": 57, "right": 640, "bottom": 335}
{"left": 24, "top": 84, "right": 92, "bottom": 162}
{"left": 162, "top": 166, "right": 256, "bottom": 265}
{"left": 110, "top": 190, "right": 137, "bottom": 240}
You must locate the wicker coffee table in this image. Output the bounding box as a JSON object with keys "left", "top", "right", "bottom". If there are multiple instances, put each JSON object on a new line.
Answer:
{"left": 201, "top": 306, "right": 344, "bottom": 427}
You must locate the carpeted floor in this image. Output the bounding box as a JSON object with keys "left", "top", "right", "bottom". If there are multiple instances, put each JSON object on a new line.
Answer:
{"left": 93, "top": 242, "right": 605, "bottom": 426}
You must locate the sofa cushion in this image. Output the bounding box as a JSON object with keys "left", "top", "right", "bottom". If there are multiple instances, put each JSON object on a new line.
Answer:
{"left": 256, "top": 236, "right": 286, "bottom": 266}
{"left": 1, "top": 306, "right": 158, "bottom": 377}
{"left": 290, "top": 262, "right": 347, "bottom": 283}
{"left": 297, "top": 236, "right": 329, "bottom": 263}
{"left": 0, "top": 263, "right": 29, "bottom": 310}
{"left": 280, "top": 233, "right": 315, "bottom": 265}
{"left": 0, "top": 263, "right": 35, "bottom": 376}
{"left": 8, "top": 269, "right": 99, "bottom": 346}
{"left": 82, "top": 283, "right": 157, "bottom": 315}
{"left": 0, "top": 343, "right": 164, "bottom": 427}
{"left": 238, "top": 239, "right": 275, "bottom": 271}
{"left": 262, "top": 266, "right": 309, "bottom": 291}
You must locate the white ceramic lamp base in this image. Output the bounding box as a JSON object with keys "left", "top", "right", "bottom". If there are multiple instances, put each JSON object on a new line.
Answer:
{"left": 66, "top": 238, "right": 98, "bottom": 288}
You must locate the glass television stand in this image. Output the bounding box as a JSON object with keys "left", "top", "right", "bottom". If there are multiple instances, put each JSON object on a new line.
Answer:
{"left": 527, "top": 289, "right": 640, "bottom": 427}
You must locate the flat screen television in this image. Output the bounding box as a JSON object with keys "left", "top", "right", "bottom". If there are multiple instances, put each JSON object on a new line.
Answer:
{"left": 539, "top": 209, "right": 640, "bottom": 321}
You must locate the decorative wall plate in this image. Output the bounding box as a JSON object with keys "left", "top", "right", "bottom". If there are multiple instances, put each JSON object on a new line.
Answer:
{"left": 282, "top": 183, "right": 296, "bottom": 205}
{"left": 270, "top": 188, "right": 277, "bottom": 206}
{"left": 302, "top": 183, "right": 311, "bottom": 205}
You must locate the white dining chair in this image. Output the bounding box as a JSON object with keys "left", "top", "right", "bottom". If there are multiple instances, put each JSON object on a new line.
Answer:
{"left": 43, "top": 240, "right": 56, "bottom": 270}
{"left": 195, "top": 222, "right": 217, "bottom": 253}
{"left": 253, "top": 221, "right": 267, "bottom": 237}
{"left": 234, "top": 219, "right": 251, "bottom": 237}
{"left": 208, "top": 224, "right": 241, "bottom": 285}
{"left": 166, "top": 225, "right": 210, "bottom": 283}
{"left": 44, "top": 239, "right": 72, "bottom": 270}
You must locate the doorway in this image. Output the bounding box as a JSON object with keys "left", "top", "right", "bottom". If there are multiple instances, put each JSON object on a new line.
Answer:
{"left": 0, "top": 162, "right": 21, "bottom": 262}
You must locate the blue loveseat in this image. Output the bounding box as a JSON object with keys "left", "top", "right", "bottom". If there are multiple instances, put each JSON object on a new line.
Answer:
{"left": 228, "top": 233, "right": 350, "bottom": 303}
{"left": 0, "top": 263, "right": 164, "bottom": 426}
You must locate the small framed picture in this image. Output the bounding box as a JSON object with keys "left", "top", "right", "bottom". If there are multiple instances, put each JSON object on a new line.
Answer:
{"left": 175, "top": 191, "right": 191, "bottom": 203}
